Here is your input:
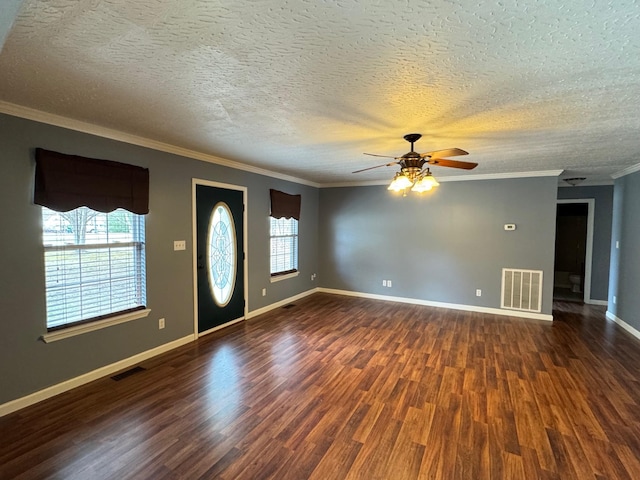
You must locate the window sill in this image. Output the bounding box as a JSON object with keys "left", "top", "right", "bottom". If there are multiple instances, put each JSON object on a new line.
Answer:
{"left": 41, "top": 309, "right": 151, "bottom": 343}
{"left": 270, "top": 271, "right": 299, "bottom": 283}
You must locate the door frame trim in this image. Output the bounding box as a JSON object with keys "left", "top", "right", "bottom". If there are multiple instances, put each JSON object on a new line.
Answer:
{"left": 192, "top": 179, "right": 248, "bottom": 337}
{"left": 556, "top": 198, "right": 595, "bottom": 303}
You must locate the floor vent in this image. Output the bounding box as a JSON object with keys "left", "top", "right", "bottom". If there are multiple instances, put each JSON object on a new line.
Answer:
{"left": 111, "top": 366, "right": 146, "bottom": 381}
{"left": 501, "top": 268, "right": 543, "bottom": 313}
{"left": 282, "top": 304, "right": 296, "bottom": 309}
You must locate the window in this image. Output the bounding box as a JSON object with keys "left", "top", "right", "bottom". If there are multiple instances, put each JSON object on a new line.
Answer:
{"left": 42, "top": 206, "right": 147, "bottom": 330}
{"left": 270, "top": 216, "right": 298, "bottom": 276}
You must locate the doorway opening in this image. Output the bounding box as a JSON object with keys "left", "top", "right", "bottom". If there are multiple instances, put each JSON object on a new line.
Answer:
{"left": 554, "top": 199, "right": 594, "bottom": 303}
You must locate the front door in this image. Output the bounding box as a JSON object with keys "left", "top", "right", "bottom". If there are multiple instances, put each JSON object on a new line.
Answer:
{"left": 195, "top": 183, "right": 245, "bottom": 334}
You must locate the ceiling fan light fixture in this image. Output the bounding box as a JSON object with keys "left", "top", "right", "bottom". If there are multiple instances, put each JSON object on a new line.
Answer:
{"left": 388, "top": 172, "right": 412, "bottom": 191}
{"left": 563, "top": 177, "right": 586, "bottom": 186}
{"left": 411, "top": 181, "right": 432, "bottom": 193}
{"left": 410, "top": 174, "right": 436, "bottom": 192}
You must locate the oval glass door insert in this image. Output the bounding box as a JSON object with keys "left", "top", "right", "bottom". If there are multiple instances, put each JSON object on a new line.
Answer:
{"left": 207, "top": 202, "right": 236, "bottom": 306}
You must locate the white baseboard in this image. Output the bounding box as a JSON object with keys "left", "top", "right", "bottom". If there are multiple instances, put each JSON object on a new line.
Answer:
{"left": 0, "top": 334, "right": 195, "bottom": 417}
{"left": 586, "top": 299, "right": 608, "bottom": 306}
{"left": 606, "top": 311, "right": 640, "bottom": 341}
{"left": 318, "top": 288, "right": 554, "bottom": 322}
{"left": 247, "top": 288, "right": 319, "bottom": 319}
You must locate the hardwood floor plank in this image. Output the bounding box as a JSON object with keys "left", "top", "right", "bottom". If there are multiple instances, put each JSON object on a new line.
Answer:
{"left": 2, "top": 296, "right": 640, "bottom": 479}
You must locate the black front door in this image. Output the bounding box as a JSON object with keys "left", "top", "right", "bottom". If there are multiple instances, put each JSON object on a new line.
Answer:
{"left": 196, "top": 183, "right": 245, "bottom": 333}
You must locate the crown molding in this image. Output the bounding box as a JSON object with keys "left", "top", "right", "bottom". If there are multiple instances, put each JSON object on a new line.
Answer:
{"left": 320, "top": 170, "right": 564, "bottom": 188}
{"left": 438, "top": 170, "right": 564, "bottom": 182}
{"left": 612, "top": 163, "right": 640, "bottom": 179}
{"left": 320, "top": 179, "right": 389, "bottom": 188}
{"left": 0, "top": 101, "right": 321, "bottom": 188}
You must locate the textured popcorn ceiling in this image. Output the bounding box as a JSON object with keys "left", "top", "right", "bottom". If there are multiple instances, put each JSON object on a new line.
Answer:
{"left": 1, "top": 0, "right": 639, "bottom": 185}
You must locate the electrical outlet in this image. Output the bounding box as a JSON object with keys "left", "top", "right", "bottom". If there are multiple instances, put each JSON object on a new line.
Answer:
{"left": 262, "top": 288, "right": 266, "bottom": 296}
{"left": 476, "top": 289, "right": 482, "bottom": 297}
{"left": 173, "top": 240, "right": 186, "bottom": 251}
{"left": 383, "top": 280, "right": 387, "bottom": 287}
{"left": 387, "top": 280, "right": 392, "bottom": 287}
{"left": 159, "top": 318, "right": 165, "bottom": 329}
{"left": 616, "top": 241, "right": 620, "bottom": 249}
{"left": 613, "top": 296, "right": 617, "bottom": 304}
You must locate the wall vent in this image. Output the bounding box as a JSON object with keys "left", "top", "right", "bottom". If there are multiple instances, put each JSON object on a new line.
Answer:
{"left": 501, "top": 268, "right": 543, "bottom": 313}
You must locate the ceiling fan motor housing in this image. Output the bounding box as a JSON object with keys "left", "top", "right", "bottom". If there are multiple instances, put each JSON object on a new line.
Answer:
{"left": 399, "top": 156, "right": 427, "bottom": 182}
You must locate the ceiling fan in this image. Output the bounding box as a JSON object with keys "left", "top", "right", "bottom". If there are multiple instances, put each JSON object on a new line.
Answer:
{"left": 353, "top": 133, "right": 477, "bottom": 193}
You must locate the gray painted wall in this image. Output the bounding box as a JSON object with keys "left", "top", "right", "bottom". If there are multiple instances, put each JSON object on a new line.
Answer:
{"left": 318, "top": 177, "right": 558, "bottom": 314}
{"left": 0, "top": 113, "right": 318, "bottom": 404}
{"left": 557, "top": 185, "right": 613, "bottom": 301}
{"left": 0, "top": 0, "right": 23, "bottom": 52}
{"left": 608, "top": 171, "right": 640, "bottom": 330}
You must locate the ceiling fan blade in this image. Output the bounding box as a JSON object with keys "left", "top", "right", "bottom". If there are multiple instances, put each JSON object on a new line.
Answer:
{"left": 427, "top": 158, "right": 478, "bottom": 170}
{"left": 363, "top": 153, "right": 398, "bottom": 159}
{"left": 421, "top": 148, "right": 469, "bottom": 159}
{"left": 352, "top": 161, "right": 399, "bottom": 173}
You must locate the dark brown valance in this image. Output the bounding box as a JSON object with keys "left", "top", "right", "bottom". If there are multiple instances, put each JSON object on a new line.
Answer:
{"left": 270, "top": 189, "right": 301, "bottom": 220}
{"left": 34, "top": 148, "right": 149, "bottom": 214}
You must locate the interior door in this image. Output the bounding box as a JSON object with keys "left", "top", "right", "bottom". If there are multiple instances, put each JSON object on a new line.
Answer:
{"left": 195, "top": 183, "right": 245, "bottom": 334}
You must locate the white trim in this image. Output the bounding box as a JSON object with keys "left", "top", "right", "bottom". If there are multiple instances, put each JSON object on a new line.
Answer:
{"left": 0, "top": 101, "right": 319, "bottom": 187}
{"left": 246, "top": 288, "right": 319, "bottom": 319}
{"left": 321, "top": 170, "right": 564, "bottom": 188}
{"left": 42, "top": 309, "right": 151, "bottom": 343}
{"left": 612, "top": 163, "right": 640, "bottom": 179}
{"left": 0, "top": 335, "right": 194, "bottom": 417}
{"left": 192, "top": 179, "right": 249, "bottom": 336}
{"left": 586, "top": 299, "right": 608, "bottom": 306}
{"left": 198, "top": 316, "right": 245, "bottom": 338}
{"left": 557, "top": 199, "right": 594, "bottom": 304}
{"left": 606, "top": 311, "right": 640, "bottom": 341}
{"left": 318, "top": 288, "right": 553, "bottom": 322}
{"left": 270, "top": 271, "right": 299, "bottom": 283}
{"left": 438, "top": 170, "right": 563, "bottom": 182}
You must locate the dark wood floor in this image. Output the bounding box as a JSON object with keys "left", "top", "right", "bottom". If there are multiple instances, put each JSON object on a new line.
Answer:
{"left": 2, "top": 294, "right": 640, "bottom": 479}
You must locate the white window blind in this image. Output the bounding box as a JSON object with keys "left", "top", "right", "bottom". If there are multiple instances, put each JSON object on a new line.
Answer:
{"left": 270, "top": 216, "right": 298, "bottom": 275}
{"left": 42, "top": 207, "right": 147, "bottom": 330}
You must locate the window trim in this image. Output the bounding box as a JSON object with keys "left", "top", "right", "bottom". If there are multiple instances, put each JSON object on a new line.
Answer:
{"left": 270, "top": 271, "right": 299, "bottom": 283}
{"left": 41, "top": 308, "right": 151, "bottom": 343}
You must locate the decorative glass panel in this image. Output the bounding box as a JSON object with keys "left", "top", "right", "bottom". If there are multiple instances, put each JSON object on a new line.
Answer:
{"left": 207, "top": 202, "right": 236, "bottom": 306}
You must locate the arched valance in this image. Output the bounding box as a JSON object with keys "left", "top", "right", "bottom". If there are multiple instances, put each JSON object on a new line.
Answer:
{"left": 269, "top": 189, "right": 301, "bottom": 220}
{"left": 34, "top": 148, "right": 149, "bottom": 214}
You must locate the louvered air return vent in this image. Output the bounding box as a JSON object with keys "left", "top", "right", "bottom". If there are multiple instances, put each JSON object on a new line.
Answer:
{"left": 501, "top": 268, "right": 543, "bottom": 313}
